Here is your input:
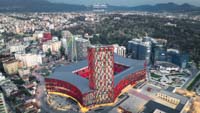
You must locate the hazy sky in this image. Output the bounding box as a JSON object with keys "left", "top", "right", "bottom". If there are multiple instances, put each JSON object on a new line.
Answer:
{"left": 48, "top": 0, "right": 200, "bottom": 6}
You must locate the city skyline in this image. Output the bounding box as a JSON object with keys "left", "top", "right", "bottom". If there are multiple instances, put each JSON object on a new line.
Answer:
{"left": 0, "top": 1, "right": 199, "bottom": 112}
{"left": 48, "top": 0, "right": 200, "bottom": 6}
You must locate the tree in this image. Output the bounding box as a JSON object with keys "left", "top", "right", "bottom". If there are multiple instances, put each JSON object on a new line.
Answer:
{"left": 46, "top": 48, "right": 52, "bottom": 57}
{"left": 60, "top": 46, "right": 65, "bottom": 56}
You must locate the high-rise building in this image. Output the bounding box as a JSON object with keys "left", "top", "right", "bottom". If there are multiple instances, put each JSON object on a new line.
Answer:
{"left": 61, "top": 38, "right": 68, "bottom": 55}
{"left": 88, "top": 45, "right": 114, "bottom": 103}
{"left": 151, "top": 39, "right": 168, "bottom": 64}
{"left": 128, "top": 38, "right": 151, "bottom": 64}
{"left": 153, "top": 45, "right": 167, "bottom": 61}
{"left": 61, "top": 31, "right": 73, "bottom": 58}
{"left": 67, "top": 35, "right": 77, "bottom": 62}
{"left": 75, "top": 38, "right": 90, "bottom": 60}
{"left": 61, "top": 30, "right": 72, "bottom": 39}
{"left": 166, "top": 49, "right": 189, "bottom": 68}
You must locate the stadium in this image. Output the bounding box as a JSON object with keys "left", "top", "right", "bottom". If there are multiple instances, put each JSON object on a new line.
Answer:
{"left": 45, "top": 45, "right": 146, "bottom": 111}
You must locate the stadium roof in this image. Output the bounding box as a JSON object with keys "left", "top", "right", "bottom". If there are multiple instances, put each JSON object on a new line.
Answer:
{"left": 48, "top": 55, "right": 145, "bottom": 94}
{"left": 48, "top": 72, "right": 90, "bottom": 93}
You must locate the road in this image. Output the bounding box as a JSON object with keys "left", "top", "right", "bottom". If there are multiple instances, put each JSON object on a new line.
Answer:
{"left": 183, "top": 69, "right": 200, "bottom": 89}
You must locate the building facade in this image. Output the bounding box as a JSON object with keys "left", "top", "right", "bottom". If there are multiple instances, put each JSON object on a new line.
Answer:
{"left": 61, "top": 30, "right": 72, "bottom": 39}
{"left": 42, "top": 40, "right": 61, "bottom": 53}
{"left": 3, "top": 60, "right": 19, "bottom": 75}
{"left": 88, "top": 45, "right": 114, "bottom": 104}
{"left": 128, "top": 38, "right": 150, "bottom": 60}
{"left": 18, "top": 68, "right": 30, "bottom": 77}
{"left": 9, "top": 44, "right": 26, "bottom": 53}
{"left": 76, "top": 38, "right": 90, "bottom": 60}
{"left": 15, "top": 53, "right": 42, "bottom": 68}
{"left": 113, "top": 44, "right": 126, "bottom": 57}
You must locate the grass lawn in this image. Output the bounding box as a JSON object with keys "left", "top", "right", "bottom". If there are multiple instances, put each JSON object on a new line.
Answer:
{"left": 150, "top": 73, "right": 162, "bottom": 78}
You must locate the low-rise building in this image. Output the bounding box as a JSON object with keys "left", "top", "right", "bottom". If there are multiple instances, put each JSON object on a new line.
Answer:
{"left": 43, "top": 32, "right": 52, "bottom": 42}
{"left": 42, "top": 40, "right": 61, "bottom": 53}
{"left": 3, "top": 59, "right": 19, "bottom": 75}
{"left": 23, "top": 36, "right": 37, "bottom": 42}
{"left": 9, "top": 44, "right": 26, "bottom": 53}
{"left": 0, "top": 56, "right": 15, "bottom": 73}
{"left": 16, "top": 102, "right": 40, "bottom": 113}
{"left": 18, "top": 68, "right": 30, "bottom": 77}
{"left": 32, "top": 31, "right": 44, "bottom": 39}
{"left": 113, "top": 44, "right": 126, "bottom": 57}
{"left": 0, "top": 75, "right": 18, "bottom": 97}
{"left": 143, "top": 89, "right": 189, "bottom": 113}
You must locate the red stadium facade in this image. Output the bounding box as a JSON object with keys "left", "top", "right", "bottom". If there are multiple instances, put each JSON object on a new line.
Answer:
{"left": 45, "top": 45, "right": 146, "bottom": 111}
{"left": 45, "top": 78, "right": 84, "bottom": 105}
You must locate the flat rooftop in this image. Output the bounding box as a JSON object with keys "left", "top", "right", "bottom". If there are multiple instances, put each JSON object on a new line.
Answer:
{"left": 143, "top": 100, "right": 180, "bottom": 113}
{"left": 48, "top": 55, "right": 145, "bottom": 94}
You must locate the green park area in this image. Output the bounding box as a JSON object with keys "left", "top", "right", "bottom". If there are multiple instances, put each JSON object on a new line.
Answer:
{"left": 150, "top": 73, "right": 162, "bottom": 78}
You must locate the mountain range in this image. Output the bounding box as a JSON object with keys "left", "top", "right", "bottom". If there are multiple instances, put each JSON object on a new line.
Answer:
{"left": 0, "top": 0, "right": 200, "bottom": 12}
{"left": 0, "top": 0, "right": 88, "bottom": 12}
{"left": 109, "top": 2, "right": 200, "bottom": 12}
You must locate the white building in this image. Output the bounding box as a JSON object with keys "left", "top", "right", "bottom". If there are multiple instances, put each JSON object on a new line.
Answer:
{"left": 15, "top": 53, "right": 42, "bottom": 68}
{"left": 18, "top": 68, "right": 30, "bottom": 77}
{"left": 23, "top": 36, "right": 37, "bottom": 42}
{"left": 9, "top": 44, "right": 26, "bottom": 53}
{"left": 113, "top": 44, "right": 126, "bottom": 57}
{"left": 32, "top": 31, "right": 44, "bottom": 39}
{"left": 42, "top": 40, "right": 61, "bottom": 53}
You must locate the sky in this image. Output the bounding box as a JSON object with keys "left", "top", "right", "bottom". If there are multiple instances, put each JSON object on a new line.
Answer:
{"left": 48, "top": 0, "right": 200, "bottom": 6}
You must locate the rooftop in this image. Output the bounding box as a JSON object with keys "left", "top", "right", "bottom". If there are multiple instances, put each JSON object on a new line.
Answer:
{"left": 75, "top": 37, "right": 89, "bottom": 42}
{"left": 159, "top": 90, "right": 189, "bottom": 111}
{"left": 143, "top": 100, "right": 179, "bottom": 113}
{"left": 3, "top": 59, "right": 18, "bottom": 64}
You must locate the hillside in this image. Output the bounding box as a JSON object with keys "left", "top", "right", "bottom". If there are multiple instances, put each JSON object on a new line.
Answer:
{"left": 0, "top": 0, "right": 88, "bottom": 12}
